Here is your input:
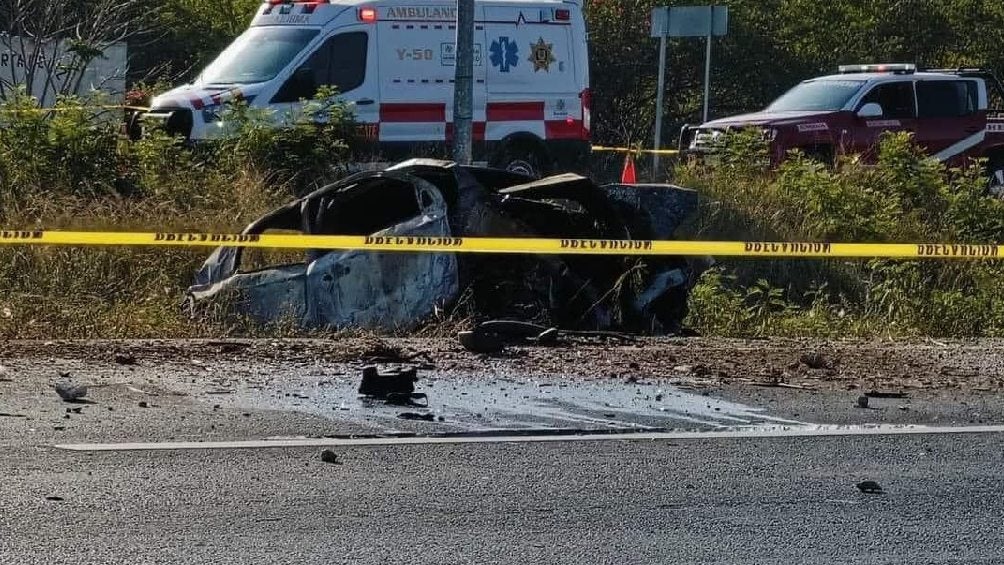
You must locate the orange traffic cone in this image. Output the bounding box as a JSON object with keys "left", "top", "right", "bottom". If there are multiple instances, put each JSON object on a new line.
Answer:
{"left": 621, "top": 153, "right": 637, "bottom": 184}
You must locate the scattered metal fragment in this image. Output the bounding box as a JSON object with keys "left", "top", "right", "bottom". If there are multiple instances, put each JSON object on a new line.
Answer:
{"left": 535, "top": 327, "right": 561, "bottom": 345}
{"left": 138, "top": 401, "right": 149, "bottom": 408}
{"left": 753, "top": 382, "right": 814, "bottom": 390}
{"left": 114, "top": 353, "right": 137, "bottom": 366}
{"left": 856, "top": 396, "right": 869, "bottom": 409}
{"left": 865, "top": 391, "right": 909, "bottom": 399}
{"left": 54, "top": 382, "right": 88, "bottom": 402}
{"left": 319, "top": 449, "right": 340, "bottom": 464}
{"left": 44, "top": 496, "right": 65, "bottom": 502}
{"left": 385, "top": 392, "right": 428, "bottom": 408}
{"left": 459, "top": 320, "right": 636, "bottom": 353}
{"left": 856, "top": 481, "right": 884, "bottom": 494}
{"left": 799, "top": 352, "right": 832, "bottom": 370}
{"left": 398, "top": 412, "right": 436, "bottom": 422}
{"left": 358, "top": 366, "right": 418, "bottom": 398}
{"left": 458, "top": 330, "right": 504, "bottom": 354}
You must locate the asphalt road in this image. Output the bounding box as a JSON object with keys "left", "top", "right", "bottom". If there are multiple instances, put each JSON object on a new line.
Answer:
{"left": 4, "top": 340, "right": 1004, "bottom": 564}
{"left": 2, "top": 432, "right": 1003, "bottom": 564}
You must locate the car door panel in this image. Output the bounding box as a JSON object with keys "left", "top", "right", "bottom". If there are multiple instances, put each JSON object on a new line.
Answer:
{"left": 848, "top": 81, "right": 917, "bottom": 160}
{"left": 304, "top": 182, "right": 458, "bottom": 329}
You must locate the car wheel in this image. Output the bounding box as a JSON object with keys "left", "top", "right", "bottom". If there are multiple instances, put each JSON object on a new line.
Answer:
{"left": 989, "top": 157, "right": 1004, "bottom": 198}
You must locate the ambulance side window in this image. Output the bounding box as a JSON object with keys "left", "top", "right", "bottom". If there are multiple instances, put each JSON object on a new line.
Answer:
{"left": 327, "top": 32, "right": 368, "bottom": 93}
{"left": 272, "top": 32, "right": 367, "bottom": 103}
{"left": 272, "top": 44, "right": 329, "bottom": 103}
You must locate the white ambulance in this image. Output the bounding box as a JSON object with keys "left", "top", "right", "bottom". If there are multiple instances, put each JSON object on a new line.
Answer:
{"left": 146, "top": 0, "right": 591, "bottom": 176}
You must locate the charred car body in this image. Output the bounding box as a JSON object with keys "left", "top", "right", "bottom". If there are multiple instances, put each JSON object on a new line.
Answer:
{"left": 187, "top": 160, "right": 702, "bottom": 333}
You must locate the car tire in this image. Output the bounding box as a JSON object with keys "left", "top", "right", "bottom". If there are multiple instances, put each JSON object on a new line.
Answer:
{"left": 126, "top": 110, "right": 143, "bottom": 141}
{"left": 988, "top": 155, "right": 1004, "bottom": 198}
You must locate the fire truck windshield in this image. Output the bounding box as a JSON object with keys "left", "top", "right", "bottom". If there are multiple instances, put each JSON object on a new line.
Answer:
{"left": 766, "top": 79, "right": 866, "bottom": 112}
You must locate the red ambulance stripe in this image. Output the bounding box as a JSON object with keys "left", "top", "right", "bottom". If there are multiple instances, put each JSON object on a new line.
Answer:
{"left": 487, "top": 102, "right": 545, "bottom": 121}
{"left": 446, "top": 122, "right": 486, "bottom": 142}
{"left": 545, "top": 119, "right": 587, "bottom": 140}
{"left": 379, "top": 103, "right": 447, "bottom": 123}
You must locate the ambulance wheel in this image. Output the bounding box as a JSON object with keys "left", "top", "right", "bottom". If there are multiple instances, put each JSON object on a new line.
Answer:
{"left": 494, "top": 142, "right": 548, "bottom": 179}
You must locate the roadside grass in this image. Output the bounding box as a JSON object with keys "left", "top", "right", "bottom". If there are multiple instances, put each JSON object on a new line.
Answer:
{"left": 0, "top": 92, "right": 341, "bottom": 339}
{"left": 676, "top": 130, "right": 1004, "bottom": 338}
{"left": 6, "top": 93, "right": 1004, "bottom": 338}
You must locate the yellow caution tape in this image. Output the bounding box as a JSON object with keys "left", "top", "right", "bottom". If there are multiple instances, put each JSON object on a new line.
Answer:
{"left": 592, "top": 145, "right": 680, "bottom": 156}
{"left": 0, "top": 229, "right": 1003, "bottom": 259}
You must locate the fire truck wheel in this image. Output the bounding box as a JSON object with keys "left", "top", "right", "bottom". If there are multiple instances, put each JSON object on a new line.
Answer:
{"left": 988, "top": 156, "right": 1004, "bottom": 198}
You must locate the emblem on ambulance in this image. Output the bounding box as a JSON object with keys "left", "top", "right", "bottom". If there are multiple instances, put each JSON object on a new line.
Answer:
{"left": 490, "top": 37, "right": 519, "bottom": 73}
{"left": 528, "top": 37, "right": 556, "bottom": 72}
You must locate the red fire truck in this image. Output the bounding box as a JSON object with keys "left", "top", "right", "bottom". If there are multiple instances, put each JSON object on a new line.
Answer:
{"left": 680, "top": 64, "right": 1004, "bottom": 192}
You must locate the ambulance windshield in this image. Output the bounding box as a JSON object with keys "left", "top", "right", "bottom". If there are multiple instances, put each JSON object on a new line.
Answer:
{"left": 199, "top": 27, "right": 319, "bottom": 86}
{"left": 767, "top": 79, "right": 866, "bottom": 112}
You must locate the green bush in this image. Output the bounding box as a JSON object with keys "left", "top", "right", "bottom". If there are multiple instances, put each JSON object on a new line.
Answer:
{"left": 0, "top": 89, "right": 123, "bottom": 202}
{"left": 211, "top": 86, "right": 354, "bottom": 193}
{"left": 681, "top": 132, "right": 1004, "bottom": 338}
{"left": 0, "top": 88, "right": 353, "bottom": 338}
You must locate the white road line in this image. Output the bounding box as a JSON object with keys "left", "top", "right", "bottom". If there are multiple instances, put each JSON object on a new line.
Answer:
{"left": 54, "top": 424, "right": 1004, "bottom": 452}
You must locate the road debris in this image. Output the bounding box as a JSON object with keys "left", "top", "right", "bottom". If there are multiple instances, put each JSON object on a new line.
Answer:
{"left": 856, "top": 481, "right": 884, "bottom": 494}
{"left": 358, "top": 366, "right": 417, "bottom": 398}
{"left": 385, "top": 392, "right": 429, "bottom": 407}
{"left": 44, "top": 496, "right": 65, "bottom": 502}
{"left": 54, "top": 382, "right": 88, "bottom": 402}
{"left": 320, "top": 449, "right": 340, "bottom": 464}
{"left": 753, "top": 381, "right": 814, "bottom": 391}
{"left": 458, "top": 330, "right": 505, "bottom": 354}
{"left": 856, "top": 396, "right": 870, "bottom": 409}
{"left": 799, "top": 352, "right": 832, "bottom": 370}
{"left": 187, "top": 160, "right": 701, "bottom": 332}
{"left": 458, "top": 320, "right": 635, "bottom": 353}
{"left": 865, "top": 391, "right": 909, "bottom": 399}
{"left": 138, "top": 401, "right": 149, "bottom": 408}
{"left": 114, "top": 353, "right": 137, "bottom": 366}
{"left": 397, "top": 412, "right": 436, "bottom": 421}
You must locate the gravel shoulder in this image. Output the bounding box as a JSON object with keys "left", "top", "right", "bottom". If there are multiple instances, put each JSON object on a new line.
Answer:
{"left": 2, "top": 337, "right": 1004, "bottom": 446}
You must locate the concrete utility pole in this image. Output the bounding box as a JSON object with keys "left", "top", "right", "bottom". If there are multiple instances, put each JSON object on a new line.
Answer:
{"left": 452, "top": 0, "right": 475, "bottom": 164}
{"left": 653, "top": 34, "right": 668, "bottom": 175}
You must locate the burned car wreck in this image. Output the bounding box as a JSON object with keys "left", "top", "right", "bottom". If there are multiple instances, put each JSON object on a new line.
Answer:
{"left": 187, "top": 160, "right": 703, "bottom": 334}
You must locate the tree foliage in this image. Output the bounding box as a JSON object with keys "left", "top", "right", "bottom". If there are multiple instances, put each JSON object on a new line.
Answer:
{"left": 585, "top": 0, "right": 1004, "bottom": 146}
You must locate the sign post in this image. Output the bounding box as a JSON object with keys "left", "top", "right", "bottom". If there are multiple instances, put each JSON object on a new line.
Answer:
{"left": 653, "top": 33, "right": 668, "bottom": 176}
{"left": 702, "top": 12, "right": 714, "bottom": 123}
{"left": 650, "top": 6, "right": 728, "bottom": 173}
